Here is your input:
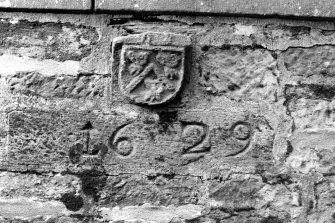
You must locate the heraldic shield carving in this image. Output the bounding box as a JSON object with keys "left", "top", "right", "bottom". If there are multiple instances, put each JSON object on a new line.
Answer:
{"left": 112, "top": 32, "right": 191, "bottom": 105}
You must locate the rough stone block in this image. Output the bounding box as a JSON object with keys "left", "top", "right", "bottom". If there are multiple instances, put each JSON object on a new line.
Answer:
{"left": 0, "top": 20, "right": 98, "bottom": 62}
{"left": 100, "top": 174, "right": 201, "bottom": 206}
{"left": 208, "top": 173, "right": 301, "bottom": 218}
{"left": 0, "top": 172, "right": 82, "bottom": 220}
{"left": 0, "top": 172, "right": 80, "bottom": 200}
{"left": 0, "top": 199, "right": 67, "bottom": 219}
{"left": 283, "top": 46, "right": 335, "bottom": 77}
{"left": 200, "top": 47, "right": 278, "bottom": 101}
{"left": 287, "top": 131, "right": 335, "bottom": 174}
{"left": 284, "top": 84, "right": 335, "bottom": 130}
{"left": 0, "top": 0, "right": 91, "bottom": 10}
{"left": 308, "top": 176, "right": 335, "bottom": 222}
{"left": 7, "top": 110, "right": 84, "bottom": 168}
{"left": 284, "top": 84, "right": 335, "bottom": 174}
{"left": 6, "top": 72, "right": 106, "bottom": 99}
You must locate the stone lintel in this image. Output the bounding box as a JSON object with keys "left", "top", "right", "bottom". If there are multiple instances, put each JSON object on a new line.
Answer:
{"left": 95, "top": 0, "right": 335, "bottom": 18}
{"left": 0, "top": 0, "right": 334, "bottom": 19}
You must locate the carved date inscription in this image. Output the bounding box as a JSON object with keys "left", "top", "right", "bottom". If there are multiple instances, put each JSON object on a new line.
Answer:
{"left": 106, "top": 120, "right": 254, "bottom": 161}
{"left": 112, "top": 32, "right": 191, "bottom": 105}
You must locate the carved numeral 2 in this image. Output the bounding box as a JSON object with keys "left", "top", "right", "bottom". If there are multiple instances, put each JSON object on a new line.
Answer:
{"left": 181, "top": 123, "right": 210, "bottom": 155}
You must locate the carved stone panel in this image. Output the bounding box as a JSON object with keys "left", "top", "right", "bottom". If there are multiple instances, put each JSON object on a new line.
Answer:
{"left": 112, "top": 32, "right": 191, "bottom": 105}
{"left": 3, "top": 106, "right": 273, "bottom": 176}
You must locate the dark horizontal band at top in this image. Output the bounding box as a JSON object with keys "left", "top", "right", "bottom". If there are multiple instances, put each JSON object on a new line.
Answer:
{"left": 0, "top": 0, "right": 335, "bottom": 19}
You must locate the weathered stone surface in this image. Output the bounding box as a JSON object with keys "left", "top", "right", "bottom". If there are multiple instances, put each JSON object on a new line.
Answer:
{"left": 2, "top": 104, "right": 273, "bottom": 175}
{"left": 284, "top": 85, "right": 335, "bottom": 130}
{"left": 0, "top": 0, "right": 91, "bottom": 10}
{"left": 308, "top": 176, "right": 335, "bottom": 222}
{"left": 5, "top": 110, "right": 127, "bottom": 171}
{"left": 283, "top": 46, "right": 335, "bottom": 78}
{"left": 0, "top": 199, "right": 67, "bottom": 219}
{"left": 0, "top": 19, "right": 100, "bottom": 89}
{"left": 1, "top": 11, "right": 335, "bottom": 223}
{"left": 95, "top": 0, "right": 335, "bottom": 18}
{"left": 283, "top": 83, "right": 335, "bottom": 175}
{"left": 104, "top": 105, "right": 274, "bottom": 176}
{"left": 208, "top": 173, "right": 302, "bottom": 220}
{"left": 100, "top": 174, "right": 201, "bottom": 206}
{"left": 0, "top": 20, "right": 98, "bottom": 62}
{"left": 6, "top": 72, "right": 105, "bottom": 99}
{"left": 195, "top": 21, "right": 335, "bottom": 51}
{"left": 287, "top": 131, "right": 335, "bottom": 174}
{"left": 200, "top": 47, "right": 278, "bottom": 101}
{"left": 0, "top": 172, "right": 82, "bottom": 221}
{"left": 0, "top": 172, "right": 81, "bottom": 199}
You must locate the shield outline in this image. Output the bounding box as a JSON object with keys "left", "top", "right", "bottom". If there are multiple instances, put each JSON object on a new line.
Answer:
{"left": 119, "top": 45, "right": 185, "bottom": 105}
{"left": 111, "top": 32, "right": 191, "bottom": 106}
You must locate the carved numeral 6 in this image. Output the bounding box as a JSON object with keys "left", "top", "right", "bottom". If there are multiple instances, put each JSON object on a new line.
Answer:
{"left": 109, "top": 124, "right": 135, "bottom": 157}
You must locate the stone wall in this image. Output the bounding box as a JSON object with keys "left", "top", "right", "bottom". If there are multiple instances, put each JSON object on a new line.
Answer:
{"left": 0, "top": 6, "right": 335, "bottom": 223}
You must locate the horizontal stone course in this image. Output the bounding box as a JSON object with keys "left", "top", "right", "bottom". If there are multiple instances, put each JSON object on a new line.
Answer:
{"left": 95, "top": 0, "right": 335, "bottom": 18}
{"left": 0, "top": 0, "right": 91, "bottom": 10}
{"left": 0, "top": 0, "right": 334, "bottom": 19}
